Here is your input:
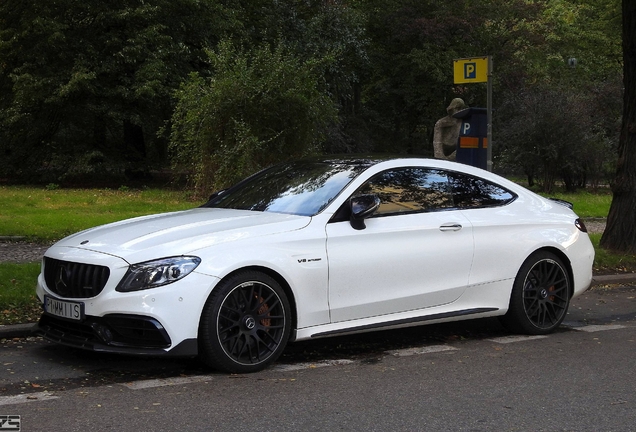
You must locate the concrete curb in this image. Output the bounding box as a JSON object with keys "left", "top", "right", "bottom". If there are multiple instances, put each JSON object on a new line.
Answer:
{"left": 591, "top": 273, "right": 636, "bottom": 285}
{"left": 2, "top": 274, "right": 634, "bottom": 341}
{"left": 0, "top": 323, "right": 37, "bottom": 339}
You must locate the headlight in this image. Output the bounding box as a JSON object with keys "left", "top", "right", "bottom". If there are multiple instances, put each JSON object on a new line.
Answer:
{"left": 116, "top": 256, "right": 201, "bottom": 292}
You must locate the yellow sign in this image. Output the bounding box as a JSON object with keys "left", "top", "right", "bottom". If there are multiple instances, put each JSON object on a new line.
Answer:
{"left": 454, "top": 57, "right": 489, "bottom": 84}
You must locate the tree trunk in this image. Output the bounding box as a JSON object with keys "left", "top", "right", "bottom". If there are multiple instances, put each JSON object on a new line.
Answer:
{"left": 600, "top": 0, "right": 636, "bottom": 253}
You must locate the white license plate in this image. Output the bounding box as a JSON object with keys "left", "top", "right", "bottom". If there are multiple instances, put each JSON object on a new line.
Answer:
{"left": 44, "top": 295, "right": 84, "bottom": 321}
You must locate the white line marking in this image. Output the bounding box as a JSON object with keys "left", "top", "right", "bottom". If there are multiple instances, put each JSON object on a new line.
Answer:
{"left": 488, "top": 335, "right": 548, "bottom": 344}
{"left": 122, "top": 375, "right": 214, "bottom": 390}
{"left": 272, "top": 359, "right": 355, "bottom": 372}
{"left": 572, "top": 324, "right": 626, "bottom": 333}
{"left": 0, "top": 392, "right": 59, "bottom": 406}
{"left": 386, "top": 345, "right": 458, "bottom": 357}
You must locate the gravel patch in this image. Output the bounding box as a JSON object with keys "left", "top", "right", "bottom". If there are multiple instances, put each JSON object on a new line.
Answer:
{"left": 585, "top": 219, "right": 606, "bottom": 235}
{"left": 0, "top": 242, "right": 51, "bottom": 263}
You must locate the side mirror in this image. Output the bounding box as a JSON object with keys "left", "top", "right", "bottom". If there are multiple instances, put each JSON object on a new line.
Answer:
{"left": 349, "top": 194, "right": 380, "bottom": 230}
{"left": 207, "top": 189, "right": 226, "bottom": 202}
{"left": 200, "top": 189, "right": 227, "bottom": 208}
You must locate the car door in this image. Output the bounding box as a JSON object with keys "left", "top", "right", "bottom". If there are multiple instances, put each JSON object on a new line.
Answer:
{"left": 325, "top": 167, "right": 475, "bottom": 323}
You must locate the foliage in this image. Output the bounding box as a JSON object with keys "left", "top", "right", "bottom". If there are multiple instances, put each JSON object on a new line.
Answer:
{"left": 0, "top": 0, "right": 624, "bottom": 190}
{"left": 497, "top": 82, "right": 621, "bottom": 192}
{"left": 168, "top": 41, "right": 338, "bottom": 195}
{"left": 0, "top": 0, "right": 235, "bottom": 182}
{"left": 539, "top": 0, "right": 622, "bottom": 85}
{"left": 356, "top": 0, "right": 563, "bottom": 154}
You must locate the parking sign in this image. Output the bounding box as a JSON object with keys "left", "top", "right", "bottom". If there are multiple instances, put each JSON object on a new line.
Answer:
{"left": 454, "top": 57, "right": 489, "bottom": 84}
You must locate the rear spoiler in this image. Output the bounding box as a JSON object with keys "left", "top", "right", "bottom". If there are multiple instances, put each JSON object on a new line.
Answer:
{"left": 547, "top": 197, "right": 573, "bottom": 210}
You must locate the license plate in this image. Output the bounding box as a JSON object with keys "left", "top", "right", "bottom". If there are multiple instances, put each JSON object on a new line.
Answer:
{"left": 44, "top": 295, "right": 84, "bottom": 321}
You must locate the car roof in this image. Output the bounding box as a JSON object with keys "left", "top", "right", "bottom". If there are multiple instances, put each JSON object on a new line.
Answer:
{"left": 305, "top": 154, "right": 483, "bottom": 176}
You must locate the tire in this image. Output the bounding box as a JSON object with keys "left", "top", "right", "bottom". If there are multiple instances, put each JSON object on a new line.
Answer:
{"left": 199, "top": 270, "right": 291, "bottom": 373}
{"left": 499, "top": 251, "right": 571, "bottom": 335}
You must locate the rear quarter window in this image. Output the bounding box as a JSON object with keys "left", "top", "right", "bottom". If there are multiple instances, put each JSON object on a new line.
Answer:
{"left": 449, "top": 173, "right": 517, "bottom": 209}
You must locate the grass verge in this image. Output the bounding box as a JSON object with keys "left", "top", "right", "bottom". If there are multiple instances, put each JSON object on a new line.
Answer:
{"left": 541, "top": 190, "right": 612, "bottom": 218}
{"left": 590, "top": 233, "right": 636, "bottom": 274}
{"left": 0, "top": 263, "right": 42, "bottom": 325}
{"left": 0, "top": 186, "right": 195, "bottom": 242}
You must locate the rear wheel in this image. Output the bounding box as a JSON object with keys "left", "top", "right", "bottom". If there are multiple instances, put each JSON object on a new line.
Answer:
{"left": 199, "top": 271, "right": 291, "bottom": 373}
{"left": 500, "top": 251, "right": 571, "bottom": 335}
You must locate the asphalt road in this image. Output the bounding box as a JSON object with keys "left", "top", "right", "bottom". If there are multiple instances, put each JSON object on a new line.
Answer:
{"left": 1, "top": 285, "right": 635, "bottom": 431}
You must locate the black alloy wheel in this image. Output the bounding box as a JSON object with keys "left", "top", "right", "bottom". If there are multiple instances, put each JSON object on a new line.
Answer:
{"left": 199, "top": 271, "right": 291, "bottom": 373}
{"left": 500, "top": 251, "right": 571, "bottom": 335}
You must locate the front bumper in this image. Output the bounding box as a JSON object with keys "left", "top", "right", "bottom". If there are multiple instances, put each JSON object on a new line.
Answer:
{"left": 36, "top": 313, "right": 198, "bottom": 356}
{"left": 36, "top": 249, "right": 221, "bottom": 357}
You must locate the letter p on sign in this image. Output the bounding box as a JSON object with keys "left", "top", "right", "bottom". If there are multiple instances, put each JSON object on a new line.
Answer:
{"left": 464, "top": 63, "right": 476, "bottom": 79}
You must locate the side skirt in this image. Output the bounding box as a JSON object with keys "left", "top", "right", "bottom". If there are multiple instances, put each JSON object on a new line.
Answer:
{"left": 310, "top": 308, "right": 498, "bottom": 338}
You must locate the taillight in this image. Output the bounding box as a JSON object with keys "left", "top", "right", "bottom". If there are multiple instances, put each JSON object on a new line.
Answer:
{"left": 575, "top": 218, "right": 588, "bottom": 233}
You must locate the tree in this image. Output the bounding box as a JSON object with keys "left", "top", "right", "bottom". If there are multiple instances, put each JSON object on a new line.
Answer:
{"left": 229, "top": 0, "right": 370, "bottom": 154}
{"left": 600, "top": 0, "right": 636, "bottom": 253}
{"left": 0, "top": 0, "right": 234, "bottom": 183}
{"left": 0, "top": 0, "right": 624, "bottom": 185}
{"left": 0, "top": 0, "right": 367, "bottom": 183}
{"left": 355, "top": 0, "right": 562, "bottom": 155}
{"left": 471, "top": 0, "right": 621, "bottom": 181}
{"left": 168, "top": 42, "right": 338, "bottom": 195}
{"left": 497, "top": 87, "right": 595, "bottom": 192}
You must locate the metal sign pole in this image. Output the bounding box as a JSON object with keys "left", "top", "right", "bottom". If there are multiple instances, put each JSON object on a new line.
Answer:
{"left": 486, "top": 56, "right": 493, "bottom": 172}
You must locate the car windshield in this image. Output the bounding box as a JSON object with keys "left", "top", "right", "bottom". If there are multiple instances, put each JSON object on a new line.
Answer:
{"left": 202, "top": 160, "right": 370, "bottom": 216}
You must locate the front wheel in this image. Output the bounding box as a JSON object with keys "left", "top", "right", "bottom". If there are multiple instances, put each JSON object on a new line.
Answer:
{"left": 500, "top": 251, "right": 571, "bottom": 335}
{"left": 199, "top": 271, "right": 291, "bottom": 373}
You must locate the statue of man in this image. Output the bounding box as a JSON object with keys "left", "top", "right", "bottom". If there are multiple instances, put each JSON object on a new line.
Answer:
{"left": 433, "top": 98, "right": 467, "bottom": 161}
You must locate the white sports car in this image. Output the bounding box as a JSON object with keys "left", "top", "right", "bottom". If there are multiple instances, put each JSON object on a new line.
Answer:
{"left": 36, "top": 157, "right": 594, "bottom": 373}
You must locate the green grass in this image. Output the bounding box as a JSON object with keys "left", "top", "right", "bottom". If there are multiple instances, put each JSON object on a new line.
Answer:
{"left": 589, "top": 233, "right": 636, "bottom": 273}
{"left": 540, "top": 190, "right": 612, "bottom": 219}
{"left": 0, "top": 263, "right": 42, "bottom": 325}
{"left": 0, "top": 187, "right": 197, "bottom": 242}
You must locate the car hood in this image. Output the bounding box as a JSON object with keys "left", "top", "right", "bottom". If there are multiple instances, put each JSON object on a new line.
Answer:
{"left": 49, "top": 208, "right": 310, "bottom": 263}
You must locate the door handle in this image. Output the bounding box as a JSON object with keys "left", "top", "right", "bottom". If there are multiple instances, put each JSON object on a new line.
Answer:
{"left": 439, "top": 223, "right": 462, "bottom": 232}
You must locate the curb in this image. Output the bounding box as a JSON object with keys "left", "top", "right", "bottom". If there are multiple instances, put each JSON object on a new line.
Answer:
{"left": 591, "top": 273, "right": 636, "bottom": 286}
{"left": 2, "top": 274, "right": 635, "bottom": 341}
{"left": 0, "top": 236, "right": 27, "bottom": 241}
{"left": 0, "top": 323, "right": 37, "bottom": 340}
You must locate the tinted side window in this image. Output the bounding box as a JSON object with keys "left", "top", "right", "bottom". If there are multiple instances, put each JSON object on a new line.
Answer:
{"left": 355, "top": 168, "right": 454, "bottom": 216}
{"left": 449, "top": 173, "right": 516, "bottom": 208}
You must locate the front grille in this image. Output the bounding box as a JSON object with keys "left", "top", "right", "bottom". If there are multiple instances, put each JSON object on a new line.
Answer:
{"left": 44, "top": 257, "right": 110, "bottom": 299}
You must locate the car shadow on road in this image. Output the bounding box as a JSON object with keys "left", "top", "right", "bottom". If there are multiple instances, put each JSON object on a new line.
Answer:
{"left": 2, "top": 316, "right": 514, "bottom": 397}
